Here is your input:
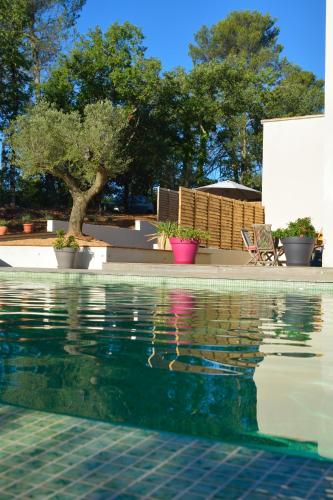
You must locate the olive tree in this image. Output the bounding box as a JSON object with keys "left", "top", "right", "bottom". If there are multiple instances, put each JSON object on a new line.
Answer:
{"left": 10, "top": 99, "right": 130, "bottom": 236}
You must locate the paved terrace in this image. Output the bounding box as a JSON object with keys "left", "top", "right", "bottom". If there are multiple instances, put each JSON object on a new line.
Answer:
{"left": 1, "top": 264, "right": 333, "bottom": 283}
{"left": 0, "top": 403, "right": 332, "bottom": 499}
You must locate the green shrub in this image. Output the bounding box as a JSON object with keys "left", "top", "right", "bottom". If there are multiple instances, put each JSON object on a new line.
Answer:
{"left": 0, "top": 219, "right": 7, "bottom": 226}
{"left": 153, "top": 221, "right": 209, "bottom": 242}
{"left": 22, "top": 214, "right": 32, "bottom": 223}
{"left": 273, "top": 217, "right": 316, "bottom": 239}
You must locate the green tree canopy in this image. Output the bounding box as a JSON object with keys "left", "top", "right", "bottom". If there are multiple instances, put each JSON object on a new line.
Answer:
{"left": 43, "top": 22, "right": 175, "bottom": 200}
{"left": 187, "top": 11, "right": 324, "bottom": 187}
{"left": 189, "top": 10, "right": 282, "bottom": 69}
{"left": 0, "top": 0, "right": 86, "bottom": 207}
{"left": 43, "top": 22, "right": 161, "bottom": 109}
{"left": 0, "top": 7, "right": 325, "bottom": 210}
{"left": 10, "top": 100, "right": 131, "bottom": 235}
{"left": 0, "top": 0, "right": 31, "bottom": 205}
{"left": 265, "top": 63, "right": 324, "bottom": 118}
{"left": 24, "top": 0, "right": 86, "bottom": 97}
{"left": 0, "top": 0, "right": 30, "bottom": 129}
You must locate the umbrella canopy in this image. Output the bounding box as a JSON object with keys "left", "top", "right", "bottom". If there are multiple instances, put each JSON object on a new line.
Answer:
{"left": 196, "top": 180, "right": 261, "bottom": 201}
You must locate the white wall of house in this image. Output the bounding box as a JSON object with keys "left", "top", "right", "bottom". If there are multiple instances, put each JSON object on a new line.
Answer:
{"left": 323, "top": 0, "right": 333, "bottom": 267}
{"left": 262, "top": 115, "right": 325, "bottom": 230}
{"left": 262, "top": 0, "right": 333, "bottom": 267}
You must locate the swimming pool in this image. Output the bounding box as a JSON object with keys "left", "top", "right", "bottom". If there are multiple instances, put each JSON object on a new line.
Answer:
{"left": 0, "top": 275, "right": 332, "bottom": 462}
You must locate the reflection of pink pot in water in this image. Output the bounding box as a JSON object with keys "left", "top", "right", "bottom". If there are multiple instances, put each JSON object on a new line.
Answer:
{"left": 166, "top": 290, "right": 195, "bottom": 339}
{"left": 170, "top": 290, "right": 195, "bottom": 317}
{"left": 169, "top": 237, "right": 199, "bottom": 264}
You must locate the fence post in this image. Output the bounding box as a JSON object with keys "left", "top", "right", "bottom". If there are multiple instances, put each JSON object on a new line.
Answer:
{"left": 156, "top": 187, "right": 160, "bottom": 221}
{"left": 178, "top": 187, "right": 182, "bottom": 225}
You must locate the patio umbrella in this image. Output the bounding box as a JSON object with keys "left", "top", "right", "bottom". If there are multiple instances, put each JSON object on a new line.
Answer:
{"left": 196, "top": 180, "right": 261, "bottom": 201}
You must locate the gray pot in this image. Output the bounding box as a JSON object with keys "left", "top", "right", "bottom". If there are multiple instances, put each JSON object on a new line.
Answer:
{"left": 281, "top": 237, "right": 315, "bottom": 267}
{"left": 54, "top": 248, "right": 77, "bottom": 269}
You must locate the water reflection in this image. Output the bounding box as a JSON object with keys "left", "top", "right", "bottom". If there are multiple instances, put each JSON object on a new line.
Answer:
{"left": 150, "top": 289, "right": 265, "bottom": 374}
{"left": 0, "top": 279, "right": 331, "bottom": 459}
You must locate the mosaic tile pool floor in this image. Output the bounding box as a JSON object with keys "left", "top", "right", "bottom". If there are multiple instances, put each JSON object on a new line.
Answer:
{"left": 0, "top": 404, "right": 332, "bottom": 499}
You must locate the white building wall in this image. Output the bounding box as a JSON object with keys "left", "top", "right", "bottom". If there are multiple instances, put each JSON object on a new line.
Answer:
{"left": 323, "top": 0, "right": 333, "bottom": 267}
{"left": 262, "top": 0, "right": 333, "bottom": 267}
{"left": 262, "top": 115, "right": 325, "bottom": 230}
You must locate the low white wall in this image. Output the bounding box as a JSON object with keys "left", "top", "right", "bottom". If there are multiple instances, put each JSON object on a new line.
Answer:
{"left": 262, "top": 115, "right": 325, "bottom": 231}
{"left": 0, "top": 246, "right": 107, "bottom": 270}
{"left": 48, "top": 219, "right": 155, "bottom": 249}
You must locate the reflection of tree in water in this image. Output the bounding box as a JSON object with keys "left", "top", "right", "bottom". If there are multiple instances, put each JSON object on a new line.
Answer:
{"left": 0, "top": 282, "right": 324, "bottom": 444}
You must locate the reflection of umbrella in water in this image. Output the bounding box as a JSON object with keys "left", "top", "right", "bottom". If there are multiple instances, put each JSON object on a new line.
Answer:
{"left": 196, "top": 180, "right": 261, "bottom": 201}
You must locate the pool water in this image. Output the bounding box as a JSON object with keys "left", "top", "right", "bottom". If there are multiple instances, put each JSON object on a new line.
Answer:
{"left": 0, "top": 277, "right": 333, "bottom": 461}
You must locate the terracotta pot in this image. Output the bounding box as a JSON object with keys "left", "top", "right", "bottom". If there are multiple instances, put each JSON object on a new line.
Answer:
{"left": 23, "top": 223, "right": 34, "bottom": 234}
{"left": 169, "top": 237, "right": 199, "bottom": 264}
{"left": 0, "top": 226, "right": 8, "bottom": 236}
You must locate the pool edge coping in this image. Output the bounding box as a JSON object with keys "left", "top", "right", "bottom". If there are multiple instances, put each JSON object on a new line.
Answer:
{"left": 1, "top": 265, "right": 333, "bottom": 291}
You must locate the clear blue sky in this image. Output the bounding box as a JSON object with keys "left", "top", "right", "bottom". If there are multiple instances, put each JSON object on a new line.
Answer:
{"left": 77, "top": 0, "right": 326, "bottom": 79}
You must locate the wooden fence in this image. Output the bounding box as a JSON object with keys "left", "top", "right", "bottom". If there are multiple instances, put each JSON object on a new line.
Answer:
{"left": 157, "top": 187, "right": 179, "bottom": 222}
{"left": 178, "top": 187, "right": 265, "bottom": 250}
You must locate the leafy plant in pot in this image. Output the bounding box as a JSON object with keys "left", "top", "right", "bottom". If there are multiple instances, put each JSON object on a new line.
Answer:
{"left": 22, "top": 214, "right": 34, "bottom": 233}
{"left": 273, "top": 217, "right": 317, "bottom": 266}
{"left": 0, "top": 219, "right": 8, "bottom": 236}
{"left": 53, "top": 230, "right": 79, "bottom": 269}
{"left": 153, "top": 222, "right": 209, "bottom": 264}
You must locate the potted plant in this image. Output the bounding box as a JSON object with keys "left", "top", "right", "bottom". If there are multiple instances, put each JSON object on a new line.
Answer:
{"left": 149, "top": 221, "right": 175, "bottom": 250}
{"left": 273, "top": 217, "right": 317, "bottom": 266}
{"left": 153, "top": 222, "right": 209, "bottom": 264}
{"left": 22, "top": 214, "right": 34, "bottom": 233}
{"left": 0, "top": 219, "right": 8, "bottom": 236}
{"left": 53, "top": 230, "right": 79, "bottom": 269}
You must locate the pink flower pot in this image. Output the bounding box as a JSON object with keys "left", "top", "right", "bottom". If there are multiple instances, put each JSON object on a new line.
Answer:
{"left": 169, "top": 237, "right": 199, "bottom": 264}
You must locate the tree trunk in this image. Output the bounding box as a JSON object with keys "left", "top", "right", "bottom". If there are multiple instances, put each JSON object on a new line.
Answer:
{"left": 196, "top": 132, "right": 208, "bottom": 185}
{"left": 68, "top": 194, "right": 89, "bottom": 237}
{"left": 9, "top": 163, "right": 16, "bottom": 207}
{"left": 0, "top": 143, "right": 7, "bottom": 193}
{"left": 66, "top": 167, "right": 109, "bottom": 238}
{"left": 32, "top": 59, "right": 41, "bottom": 100}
